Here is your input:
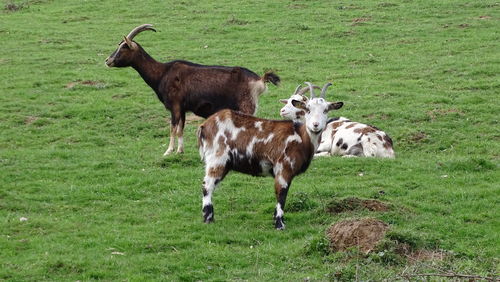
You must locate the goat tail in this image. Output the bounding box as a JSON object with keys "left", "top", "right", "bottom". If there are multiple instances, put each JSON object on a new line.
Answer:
{"left": 262, "top": 71, "right": 280, "bottom": 86}
{"left": 197, "top": 125, "right": 206, "bottom": 161}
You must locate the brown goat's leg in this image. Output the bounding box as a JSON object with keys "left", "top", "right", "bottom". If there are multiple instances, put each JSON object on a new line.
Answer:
{"left": 176, "top": 115, "right": 185, "bottom": 154}
{"left": 273, "top": 169, "right": 291, "bottom": 230}
{"left": 163, "top": 123, "right": 176, "bottom": 156}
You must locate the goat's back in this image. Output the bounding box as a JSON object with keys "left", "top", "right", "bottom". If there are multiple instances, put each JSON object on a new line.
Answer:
{"left": 164, "top": 61, "right": 267, "bottom": 117}
{"left": 198, "top": 110, "right": 315, "bottom": 175}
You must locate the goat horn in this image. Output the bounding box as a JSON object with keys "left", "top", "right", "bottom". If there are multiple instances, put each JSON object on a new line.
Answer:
{"left": 297, "top": 84, "right": 320, "bottom": 96}
{"left": 320, "top": 82, "right": 332, "bottom": 99}
{"left": 304, "top": 82, "right": 316, "bottom": 98}
{"left": 293, "top": 84, "right": 302, "bottom": 95}
{"left": 126, "top": 24, "right": 156, "bottom": 40}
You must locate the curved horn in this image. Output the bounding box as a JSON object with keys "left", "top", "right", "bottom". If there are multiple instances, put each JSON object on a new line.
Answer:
{"left": 320, "top": 82, "right": 332, "bottom": 98}
{"left": 304, "top": 82, "right": 316, "bottom": 98}
{"left": 293, "top": 84, "right": 302, "bottom": 95}
{"left": 297, "top": 85, "right": 320, "bottom": 96}
{"left": 126, "top": 24, "right": 156, "bottom": 40}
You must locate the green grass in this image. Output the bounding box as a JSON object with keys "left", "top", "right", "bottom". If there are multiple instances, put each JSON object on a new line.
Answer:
{"left": 1, "top": 0, "right": 499, "bottom": 280}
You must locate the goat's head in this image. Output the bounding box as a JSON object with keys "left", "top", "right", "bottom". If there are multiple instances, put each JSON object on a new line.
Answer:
{"left": 291, "top": 82, "right": 343, "bottom": 134}
{"left": 105, "top": 24, "right": 156, "bottom": 67}
{"left": 279, "top": 84, "right": 326, "bottom": 121}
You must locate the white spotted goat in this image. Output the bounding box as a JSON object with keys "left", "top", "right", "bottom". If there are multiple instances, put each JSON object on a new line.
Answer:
{"left": 197, "top": 82, "right": 343, "bottom": 229}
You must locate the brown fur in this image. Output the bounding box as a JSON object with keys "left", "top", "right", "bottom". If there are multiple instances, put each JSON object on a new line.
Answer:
{"left": 199, "top": 110, "right": 315, "bottom": 177}
{"left": 107, "top": 40, "right": 280, "bottom": 153}
{"left": 353, "top": 126, "right": 377, "bottom": 135}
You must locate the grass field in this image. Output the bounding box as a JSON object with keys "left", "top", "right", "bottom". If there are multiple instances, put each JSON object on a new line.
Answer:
{"left": 1, "top": 0, "right": 499, "bottom": 280}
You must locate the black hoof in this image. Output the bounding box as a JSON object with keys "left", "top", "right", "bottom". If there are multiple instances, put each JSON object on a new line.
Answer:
{"left": 275, "top": 217, "right": 285, "bottom": 230}
{"left": 203, "top": 204, "right": 214, "bottom": 223}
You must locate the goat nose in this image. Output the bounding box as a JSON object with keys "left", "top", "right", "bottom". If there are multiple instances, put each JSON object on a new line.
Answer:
{"left": 313, "top": 122, "right": 319, "bottom": 127}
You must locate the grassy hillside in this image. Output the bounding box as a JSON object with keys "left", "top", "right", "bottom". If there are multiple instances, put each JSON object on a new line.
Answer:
{"left": 1, "top": 0, "right": 498, "bottom": 280}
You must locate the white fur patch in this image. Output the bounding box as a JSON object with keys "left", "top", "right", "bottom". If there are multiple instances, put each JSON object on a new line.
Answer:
{"left": 216, "top": 116, "right": 246, "bottom": 140}
{"left": 285, "top": 132, "right": 302, "bottom": 145}
{"left": 254, "top": 121, "right": 263, "bottom": 131}
{"left": 275, "top": 203, "right": 284, "bottom": 218}
{"left": 245, "top": 133, "right": 274, "bottom": 157}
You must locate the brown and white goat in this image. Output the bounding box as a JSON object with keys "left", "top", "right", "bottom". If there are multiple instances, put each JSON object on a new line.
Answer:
{"left": 105, "top": 24, "right": 280, "bottom": 155}
{"left": 197, "top": 83, "right": 343, "bottom": 229}
{"left": 279, "top": 85, "right": 395, "bottom": 158}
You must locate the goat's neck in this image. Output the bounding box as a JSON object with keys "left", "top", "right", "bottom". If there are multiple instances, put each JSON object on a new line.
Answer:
{"left": 130, "top": 50, "right": 165, "bottom": 92}
{"left": 304, "top": 126, "right": 322, "bottom": 152}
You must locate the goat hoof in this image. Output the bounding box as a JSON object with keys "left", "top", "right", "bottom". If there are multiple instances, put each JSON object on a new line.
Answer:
{"left": 275, "top": 218, "right": 285, "bottom": 230}
{"left": 203, "top": 205, "right": 214, "bottom": 223}
{"left": 163, "top": 149, "right": 174, "bottom": 156}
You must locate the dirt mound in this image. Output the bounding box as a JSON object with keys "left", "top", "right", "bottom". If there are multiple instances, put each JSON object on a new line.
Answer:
{"left": 326, "top": 197, "right": 389, "bottom": 214}
{"left": 326, "top": 218, "right": 389, "bottom": 253}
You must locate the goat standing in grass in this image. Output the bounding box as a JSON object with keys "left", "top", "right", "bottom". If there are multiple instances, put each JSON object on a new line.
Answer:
{"left": 106, "top": 24, "right": 280, "bottom": 155}
{"left": 279, "top": 86, "right": 395, "bottom": 158}
{"left": 197, "top": 82, "right": 343, "bottom": 229}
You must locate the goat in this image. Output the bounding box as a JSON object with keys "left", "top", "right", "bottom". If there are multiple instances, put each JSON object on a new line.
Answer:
{"left": 197, "top": 82, "right": 343, "bottom": 229}
{"left": 105, "top": 24, "right": 280, "bottom": 155}
{"left": 279, "top": 87, "right": 395, "bottom": 158}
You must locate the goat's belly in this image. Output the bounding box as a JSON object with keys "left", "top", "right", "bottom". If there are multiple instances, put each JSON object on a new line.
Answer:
{"left": 230, "top": 157, "right": 274, "bottom": 177}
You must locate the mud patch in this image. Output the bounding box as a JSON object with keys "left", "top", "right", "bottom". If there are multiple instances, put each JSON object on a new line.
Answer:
{"left": 408, "top": 131, "right": 428, "bottom": 143}
{"left": 327, "top": 218, "right": 389, "bottom": 253}
{"left": 186, "top": 114, "right": 203, "bottom": 124}
{"left": 427, "top": 108, "right": 464, "bottom": 120}
{"left": 326, "top": 197, "right": 389, "bottom": 214}
{"left": 24, "top": 116, "right": 39, "bottom": 125}
{"left": 65, "top": 80, "right": 107, "bottom": 89}
{"left": 5, "top": 2, "right": 25, "bottom": 11}
{"left": 351, "top": 18, "right": 370, "bottom": 26}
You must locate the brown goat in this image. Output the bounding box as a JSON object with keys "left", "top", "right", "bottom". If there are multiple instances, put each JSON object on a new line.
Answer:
{"left": 197, "top": 83, "right": 343, "bottom": 229}
{"left": 105, "top": 24, "right": 280, "bottom": 155}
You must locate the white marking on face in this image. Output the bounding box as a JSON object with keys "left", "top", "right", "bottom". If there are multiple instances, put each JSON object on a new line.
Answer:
{"left": 304, "top": 98, "right": 330, "bottom": 134}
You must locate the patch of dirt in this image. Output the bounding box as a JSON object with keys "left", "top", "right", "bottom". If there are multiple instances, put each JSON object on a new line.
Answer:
{"left": 351, "top": 18, "right": 370, "bottom": 26}
{"left": 394, "top": 243, "right": 447, "bottom": 262}
{"left": 427, "top": 108, "right": 464, "bottom": 120}
{"left": 65, "top": 80, "right": 107, "bottom": 89}
{"left": 186, "top": 114, "right": 203, "bottom": 123}
{"left": 408, "top": 131, "right": 428, "bottom": 143}
{"left": 478, "top": 15, "right": 492, "bottom": 20}
{"left": 5, "top": 2, "right": 25, "bottom": 12}
{"left": 24, "top": 116, "right": 39, "bottom": 125}
{"left": 458, "top": 23, "right": 470, "bottom": 28}
{"left": 327, "top": 218, "right": 389, "bottom": 253}
{"left": 362, "top": 113, "right": 390, "bottom": 120}
{"left": 326, "top": 197, "right": 389, "bottom": 214}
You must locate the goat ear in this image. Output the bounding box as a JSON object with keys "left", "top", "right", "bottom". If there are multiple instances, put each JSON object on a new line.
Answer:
{"left": 279, "top": 99, "right": 288, "bottom": 104}
{"left": 291, "top": 99, "right": 307, "bottom": 110}
{"left": 123, "top": 36, "right": 137, "bottom": 50}
{"left": 328, "top": 102, "right": 344, "bottom": 111}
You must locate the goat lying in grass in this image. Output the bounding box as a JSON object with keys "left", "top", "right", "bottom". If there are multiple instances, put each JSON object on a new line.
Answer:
{"left": 197, "top": 82, "right": 343, "bottom": 229}
{"left": 106, "top": 24, "right": 280, "bottom": 155}
{"left": 279, "top": 84, "right": 395, "bottom": 158}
